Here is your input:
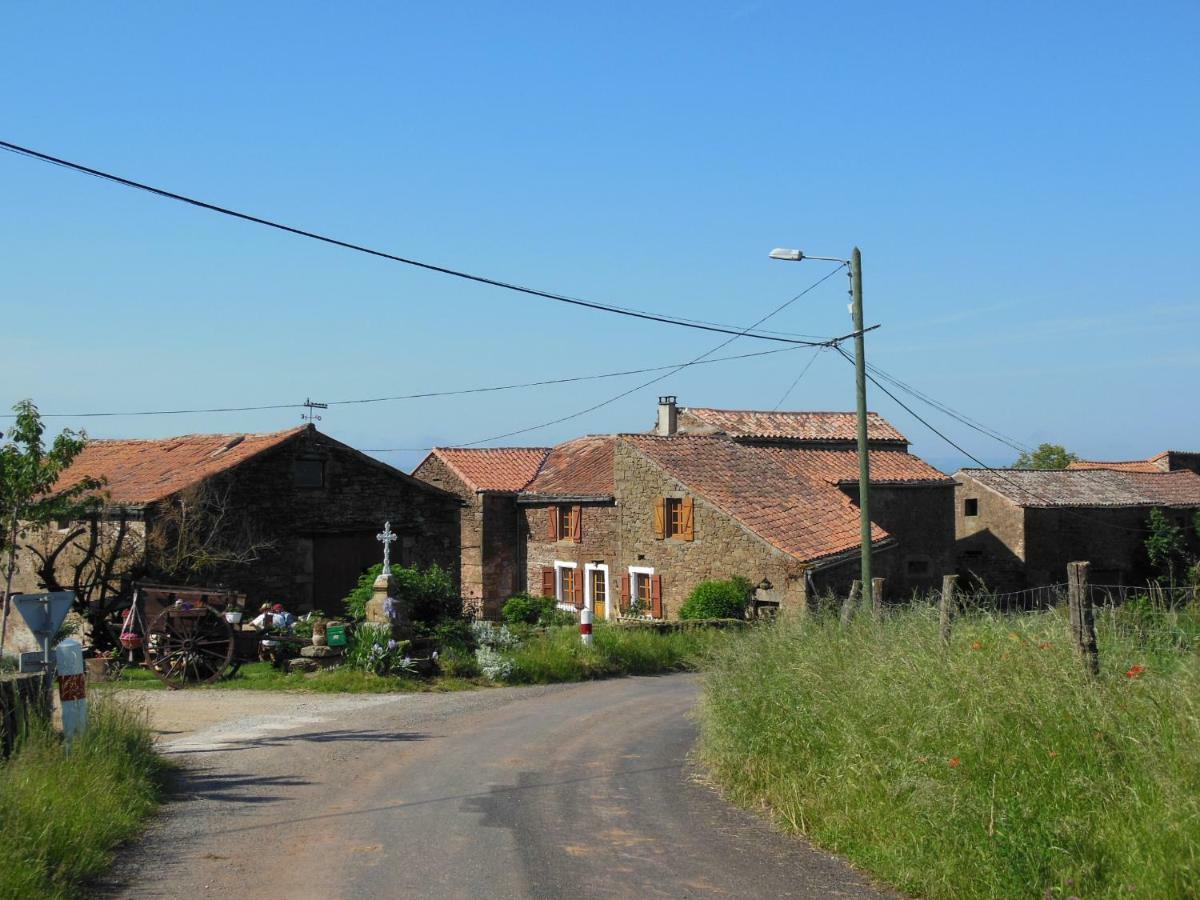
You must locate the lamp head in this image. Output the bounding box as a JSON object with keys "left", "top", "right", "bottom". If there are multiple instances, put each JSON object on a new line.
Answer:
{"left": 769, "top": 248, "right": 805, "bottom": 261}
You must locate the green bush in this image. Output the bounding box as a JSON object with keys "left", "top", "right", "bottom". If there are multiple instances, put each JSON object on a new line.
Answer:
{"left": 343, "top": 563, "right": 462, "bottom": 624}
{"left": 345, "top": 623, "right": 415, "bottom": 677}
{"left": 679, "top": 578, "right": 750, "bottom": 620}
{"left": 698, "top": 605, "right": 1200, "bottom": 900}
{"left": 0, "top": 700, "right": 166, "bottom": 898}
{"left": 501, "top": 593, "right": 558, "bottom": 626}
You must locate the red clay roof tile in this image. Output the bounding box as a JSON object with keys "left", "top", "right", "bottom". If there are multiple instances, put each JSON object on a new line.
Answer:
{"left": 429, "top": 447, "right": 550, "bottom": 493}
{"left": 756, "top": 446, "right": 952, "bottom": 485}
{"left": 959, "top": 468, "right": 1200, "bottom": 508}
{"left": 523, "top": 437, "right": 615, "bottom": 497}
{"left": 677, "top": 407, "right": 907, "bottom": 443}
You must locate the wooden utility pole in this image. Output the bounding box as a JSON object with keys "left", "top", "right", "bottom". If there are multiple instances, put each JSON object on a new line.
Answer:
{"left": 850, "top": 248, "right": 873, "bottom": 590}
{"left": 1068, "top": 561, "right": 1099, "bottom": 676}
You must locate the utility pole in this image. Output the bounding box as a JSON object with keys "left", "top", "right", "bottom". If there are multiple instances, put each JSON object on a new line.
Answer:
{"left": 850, "top": 247, "right": 872, "bottom": 589}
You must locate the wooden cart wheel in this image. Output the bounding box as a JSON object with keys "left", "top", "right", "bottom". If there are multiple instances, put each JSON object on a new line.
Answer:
{"left": 144, "top": 606, "right": 234, "bottom": 689}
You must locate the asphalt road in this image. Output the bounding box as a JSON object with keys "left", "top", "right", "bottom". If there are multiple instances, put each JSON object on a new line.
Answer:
{"left": 100, "top": 675, "right": 889, "bottom": 899}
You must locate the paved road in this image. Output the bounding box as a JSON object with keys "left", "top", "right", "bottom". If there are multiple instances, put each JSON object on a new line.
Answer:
{"left": 101, "top": 676, "right": 889, "bottom": 899}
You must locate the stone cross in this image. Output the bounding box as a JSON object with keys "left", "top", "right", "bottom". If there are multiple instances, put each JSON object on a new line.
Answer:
{"left": 377, "top": 521, "right": 398, "bottom": 576}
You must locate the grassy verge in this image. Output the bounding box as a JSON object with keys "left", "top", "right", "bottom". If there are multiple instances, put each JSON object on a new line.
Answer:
{"left": 0, "top": 700, "right": 167, "bottom": 899}
{"left": 503, "top": 623, "right": 729, "bottom": 684}
{"left": 698, "top": 606, "right": 1200, "bottom": 900}
{"left": 104, "top": 662, "right": 484, "bottom": 694}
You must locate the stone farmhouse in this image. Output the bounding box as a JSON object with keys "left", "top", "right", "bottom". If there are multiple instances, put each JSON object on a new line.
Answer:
{"left": 10, "top": 424, "right": 460, "bottom": 619}
{"left": 954, "top": 465, "right": 1200, "bottom": 591}
{"left": 415, "top": 398, "right": 954, "bottom": 619}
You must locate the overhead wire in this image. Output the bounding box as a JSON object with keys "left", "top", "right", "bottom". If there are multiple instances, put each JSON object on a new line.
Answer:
{"left": 771, "top": 348, "right": 826, "bottom": 412}
{"left": 366, "top": 264, "right": 852, "bottom": 451}
{"left": 0, "top": 139, "right": 831, "bottom": 348}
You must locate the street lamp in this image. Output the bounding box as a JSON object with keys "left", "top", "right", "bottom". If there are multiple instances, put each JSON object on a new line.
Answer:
{"left": 770, "top": 246, "right": 873, "bottom": 593}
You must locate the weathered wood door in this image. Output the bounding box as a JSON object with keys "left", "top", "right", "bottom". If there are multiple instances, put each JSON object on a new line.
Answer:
{"left": 312, "top": 532, "right": 381, "bottom": 616}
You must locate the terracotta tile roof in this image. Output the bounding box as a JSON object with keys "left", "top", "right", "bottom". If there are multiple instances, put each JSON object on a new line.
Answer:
{"left": 428, "top": 447, "right": 550, "bottom": 493}
{"left": 523, "top": 436, "right": 616, "bottom": 498}
{"left": 958, "top": 468, "right": 1200, "bottom": 509}
{"left": 53, "top": 427, "right": 307, "bottom": 506}
{"left": 677, "top": 407, "right": 907, "bottom": 443}
{"left": 757, "top": 446, "right": 952, "bottom": 485}
{"left": 1069, "top": 452, "right": 1169, "bottom": 473}
{"left": 624, "top": 435, "right": 887, "bottom": 563}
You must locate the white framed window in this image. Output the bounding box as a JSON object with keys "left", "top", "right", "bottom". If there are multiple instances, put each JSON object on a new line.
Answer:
{"left": 628, "top": 565, "right": 655, "bottom": 617}
{"left": 584, "top": 563, "right": 610, "bottom": 621}
{"left": 554, "top": 560, "right": 578, "bottom": 609}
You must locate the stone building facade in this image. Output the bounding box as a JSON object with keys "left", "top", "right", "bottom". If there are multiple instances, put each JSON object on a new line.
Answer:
{"left": 955, "top": 467, "right": 1200, "bottom": 591}
{"left": 11, "top": 425, "right": 461, "bottom": 619}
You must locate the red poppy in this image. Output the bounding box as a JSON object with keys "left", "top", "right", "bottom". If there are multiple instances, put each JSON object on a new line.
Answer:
{"left": 1048, "top": 751, "right": 1059, "bottom": 759}
{"left": 1125, "top": 664, "right": 1146, "bottom": 679}
{"left": 948, "top": 757, "right": 961, "bottom": 768}
{"left": 1038, "top": 642, "right": 1054, "bottom": 650}
{"left": 970, "top": 641, "right": 983, "bottom": 651}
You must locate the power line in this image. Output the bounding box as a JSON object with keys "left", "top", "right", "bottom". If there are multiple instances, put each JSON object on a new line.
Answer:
{"left": 0, "top": 139, "right": 831, "bottom": 348}
{"left": 772, "top": 348, "right": 826, "bottom": 412}
{"left": 833, "top": 346, "right": 1149, "bottom": 534}
{"left": 0, "top": 344, "right": 815, "bottom": 420}
{"left": 368, "top": 264, "right": 852, "bottom": 452}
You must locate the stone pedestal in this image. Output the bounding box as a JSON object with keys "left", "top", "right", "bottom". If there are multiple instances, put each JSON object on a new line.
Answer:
{"left": 364, "top": 573, "right": 412, "bottom": 641}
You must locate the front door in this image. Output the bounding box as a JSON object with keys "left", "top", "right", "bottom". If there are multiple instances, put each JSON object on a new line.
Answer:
{"left": 589, "top": 567, "right": 608, "bottom": 621}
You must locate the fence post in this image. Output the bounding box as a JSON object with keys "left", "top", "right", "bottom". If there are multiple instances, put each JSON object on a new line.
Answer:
{"left": 1067, "top": 561, "right": 1099, "bottom": 677}
{"left": 871, "top": 577, "right": 885, "bottom": 619}
{"left": 840, "top": 580, "right": 861, "bottom": 626}
{"left": 939, "top": 574, "right": 957, "bottom": 645}
{"left": 579, "top": 605, "right": 593, "bottom": 647}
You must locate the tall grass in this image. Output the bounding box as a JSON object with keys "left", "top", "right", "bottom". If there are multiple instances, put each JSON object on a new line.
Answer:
{"left": 504, "top": 623, "right": 727, "bottom": 684}
{"left": 698, "top": 605, "right": 1200, "bottom": 899}
{"left": 0, "top": 699, "right": 167, "bottom": 898}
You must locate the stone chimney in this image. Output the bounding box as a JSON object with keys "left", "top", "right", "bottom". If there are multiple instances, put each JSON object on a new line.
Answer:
{"left": 656, "top": 396, "right": 678, "bottom": 436}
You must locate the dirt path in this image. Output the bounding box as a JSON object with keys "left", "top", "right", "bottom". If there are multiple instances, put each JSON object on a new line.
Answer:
{"left": 100, "top": 678, "right": 891, "bottom": 899}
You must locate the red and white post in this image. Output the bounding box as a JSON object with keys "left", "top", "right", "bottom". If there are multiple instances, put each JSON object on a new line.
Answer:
{"left": 580, "top": 605, "right": 593, "bottom": 646}
{"left": 55, "top": 638, "right": 88, "bottom": 746}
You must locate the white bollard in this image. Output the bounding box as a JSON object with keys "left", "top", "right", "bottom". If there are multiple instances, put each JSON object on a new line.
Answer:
{"left": 580, "top": 605, "right": 593, "bottom": 646}
{"left": 55, "top": 639, "right": 88, "bottom": 746}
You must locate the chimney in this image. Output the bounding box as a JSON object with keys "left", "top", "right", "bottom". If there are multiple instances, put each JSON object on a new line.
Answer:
{"left": 656, "top": 396, "right": 678, "bottom": 436}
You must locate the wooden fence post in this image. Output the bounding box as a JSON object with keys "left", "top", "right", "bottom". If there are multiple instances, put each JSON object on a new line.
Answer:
{"left": 939, "top": 574, "right": 957, "bottom": 645}
{"left": 871, "top": 577, "right": 885, "bottom": 620}
{"left": 840, "top": 580, "right": 861, "bottom": 627}
{"left": 1067, "top": 561, "right": 1099, "bottom": 676}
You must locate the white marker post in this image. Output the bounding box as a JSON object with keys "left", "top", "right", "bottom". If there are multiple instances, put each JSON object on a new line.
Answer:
{"left": 580, "top": 605, "right": 593, "bottom": 647}
{"left": 55, "top": 639, "right": 88, "bottom": 746}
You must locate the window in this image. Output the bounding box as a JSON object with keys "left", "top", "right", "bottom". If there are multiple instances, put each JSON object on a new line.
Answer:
{"left": 560, "top": 566, "right": 576, "bottom": 603}
{"left": 557, "top": 505, "right": 573, "bottom": 540}
{"left": 665, "top": 498, "right": 683, "bottom": 536}
{"left": 655, "top": 496, "right": 694, "bottom": 541}
{"left": 906, "top": 557, "right": 931, "bottom": 576}
{"left": 636, "top": 572, "right": 652, "bottom": 606}
{"left": 964, "top": 498, "right": 979, "bottom": 517}
{"left": 626, "top": 565, "right": 661, "bottom": 618}
{"left": 293, "top": 458, "right": 325, "bottom": 488}
{"left": 553, "top": 561, "right": 579, "bottom": 607}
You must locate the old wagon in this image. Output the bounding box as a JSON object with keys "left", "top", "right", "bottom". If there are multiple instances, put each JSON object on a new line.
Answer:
{"left": 120, "top": 583, "right": 256, "bottom": 688}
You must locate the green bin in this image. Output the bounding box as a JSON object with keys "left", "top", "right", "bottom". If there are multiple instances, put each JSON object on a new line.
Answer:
{"left": 326, "top": 623, "right": 348, "bottom": 648}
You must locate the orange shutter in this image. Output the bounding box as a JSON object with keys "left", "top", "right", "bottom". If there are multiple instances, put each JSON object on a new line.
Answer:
{"left": 650, "top": 575, "right": 663, "bottom": 618}
{"left": 541, "top": 567, "right": 556, "bottom": 599}
{"left": 681, "top": 497, "right": 694, "bottom": 541}
{"left": 653, "top": 498, "right": 666, "bottom": 539}
{"left": 547, "top": 506, "right": 559, "bottom": 542}
{"left": 571, "top": 504, "right": 582, "bottom": 543}
{"left": 573, "top": 570, "right": 584, "bottom": 609}
{"left": 620, "top": 574, "right": 632, "bottom": 611}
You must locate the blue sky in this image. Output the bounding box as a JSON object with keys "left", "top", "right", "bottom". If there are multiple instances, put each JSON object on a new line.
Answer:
{"left": 3, "top": 1, "right": 1197, "bottom": 474}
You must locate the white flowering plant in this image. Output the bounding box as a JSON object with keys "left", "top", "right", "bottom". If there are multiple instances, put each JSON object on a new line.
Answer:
{"left": 346, "top": 624, "right": 416, "bottom": 677}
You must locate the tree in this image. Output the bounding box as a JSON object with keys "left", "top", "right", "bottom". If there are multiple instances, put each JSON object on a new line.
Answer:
{"left": 0, "top": 400, "right": 102, "bottom": 655}
{"left": 1012, "top": 443, "right": 1078, "bottom": 470}
{"left": 145, "top": 481, "right": 276, "bottom": 580}
{"left": 1144, "top": 507, "right": 1186, "bottom": 586}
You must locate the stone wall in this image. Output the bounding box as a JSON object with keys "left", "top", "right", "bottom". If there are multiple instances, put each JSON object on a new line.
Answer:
{"left": 954, "top": 474, "right": 1028, "bottom": 592}
{"left": 411, "top": 453, "right": 485, "bottom": 607}
{"left": 480, "top": 493, "right": 523, "bottom": 615}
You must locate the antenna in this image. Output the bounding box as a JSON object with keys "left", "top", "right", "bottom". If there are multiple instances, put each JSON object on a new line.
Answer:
{"left": 301, "top": 398, "right": 328, "bottom": 423}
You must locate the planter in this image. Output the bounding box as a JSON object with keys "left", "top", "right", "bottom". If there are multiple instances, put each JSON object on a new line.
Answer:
{"left": 119, "top": 632, "right": 144, "bottom": 650}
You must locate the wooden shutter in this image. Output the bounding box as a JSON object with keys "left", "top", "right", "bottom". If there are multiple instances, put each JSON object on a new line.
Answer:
{"left": 541, "top": 567, "right": 556, "bottom": 599}
{"left": 573, "top": 569, "right": 584, "bottom": 609}
{"left": 620, "top": 574, "right": 632, "bottom": 611}
{"left": 681, "top": 497, "right": 694, "bottom": 541}
{"left": 547, "top": 506, "right": 559, "bottom": 542}
{"left": 650, "top": 575, "right": 663, "bottom": 618}
{"left": 571, "top": 504, "right": 582, "bottom": 543}
{"left": 653, "top": 498, "right": 666, "bottom": 539}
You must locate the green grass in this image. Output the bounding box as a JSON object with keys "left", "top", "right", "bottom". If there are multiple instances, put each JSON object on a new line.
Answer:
{"left": 698, "top": 605, "right": 1200, "bottom": 899}
{"left": 0, "top": 699, "right": 168, "bottom": 899}
{"left": 104, "top": 661, "right": 483, "bottom": 694}
{"left": 503, "top": 623, "right": 728, "bottom": 684}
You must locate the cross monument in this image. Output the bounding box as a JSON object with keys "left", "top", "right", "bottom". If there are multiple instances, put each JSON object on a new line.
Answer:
{"left": 377, "top": 521, "right": 398, "bottom": 576}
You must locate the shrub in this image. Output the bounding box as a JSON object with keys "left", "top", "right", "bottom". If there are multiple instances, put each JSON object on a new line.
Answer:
{"left": 679, "top": 578, "right": 750, "bottom": 620}
{"left": 501, "top": 593, "right": 558, "bottom": 626}
{"left": 475, "top": 646, "right": 514, "bottom": 682}
{"left": 699, "top": 604, "right": 1200, "bottom": 900}
{"left": 345, "top": 623, "right": 416, "bottom": 677}
{"left": 438, "top": 647, "right": 481, "bottom": 679}
{"left": 471, "top": 620, "right": 522, "bottom": 651}
{"left": 343, "top": 563, "right": 462, "bottom": 623}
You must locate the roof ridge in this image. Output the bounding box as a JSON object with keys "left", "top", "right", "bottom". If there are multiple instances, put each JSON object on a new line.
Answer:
{"left": 87, "top": 425, "right": 307, "bottom": 445}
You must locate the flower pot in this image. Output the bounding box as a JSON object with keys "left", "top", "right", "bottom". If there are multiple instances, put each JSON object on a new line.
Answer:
{"left": 119, "top": 632, "right": 144, "bottom": 650}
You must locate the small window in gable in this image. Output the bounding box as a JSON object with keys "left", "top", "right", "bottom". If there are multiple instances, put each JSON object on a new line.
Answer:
{"left": 293, "top": 458, "right": 325, "bottom": 488}
{"left": 964, "top": 498, "right": 979, "bottom": 517}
